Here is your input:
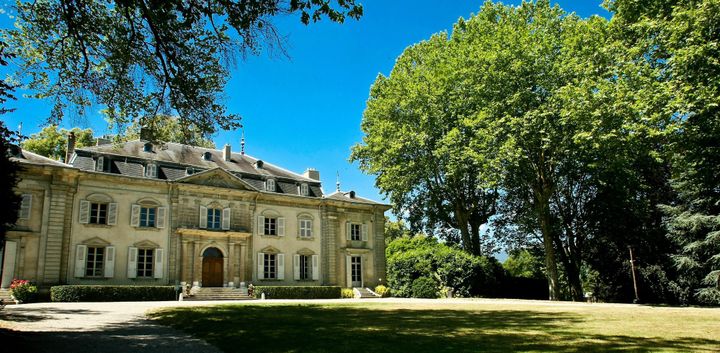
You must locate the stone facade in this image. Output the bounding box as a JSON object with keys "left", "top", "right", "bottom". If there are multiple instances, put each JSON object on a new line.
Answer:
{"left": 1, "top": 141, "right": 390, "bottom": 291}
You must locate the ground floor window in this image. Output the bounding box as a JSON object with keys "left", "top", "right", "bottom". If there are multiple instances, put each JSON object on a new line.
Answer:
{"left": 137, "top": 249, "right": 154, "bottom": 277}
{"left": 299, "top": 255, "right": 311, "bottom": 280}
{"left": 85, "top": 247, "right": 104, "bottom": 277}
{"left": 264, "top": 253, "right": 277, "bottom": 279}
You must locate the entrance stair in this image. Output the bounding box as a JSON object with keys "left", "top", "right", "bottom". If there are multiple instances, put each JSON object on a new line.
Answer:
{"left": 184, "top": 287, "right": 254, "bottom": 301}
{"left": 0, "top": 288, "right": 14, "bottom": 306}
{"left": 353, "top": 287, "right": 381, "bottom": 299}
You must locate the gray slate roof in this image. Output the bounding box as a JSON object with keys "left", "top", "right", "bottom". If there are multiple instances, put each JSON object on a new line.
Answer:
{"left": 72, "top": 140, "right": 323, "bottom": 197}
{"left": 326, "top": 191, "right": 386, "bottom": 206}
{"left": 10, "top": 147, "right": 70, "bottom": 167}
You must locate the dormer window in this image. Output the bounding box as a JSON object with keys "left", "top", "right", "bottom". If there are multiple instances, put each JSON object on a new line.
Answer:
{"left": 145, "top": 163, "right": 157, "bottom": 178}
{"left": 95, "top": 156, "right": 105, "bottom": 172}
{"left": 255, "top": 160, "right": 264, "bottom": 169}
{"left": 143, "top": 142, "right": 153, "bottom": 153}
{"left": 266, "top": 179, "right": 276, "bottom": 192}
{"left": 299, "top": 183, "right": 309, "bottom": 196}
{"left": 203, "top": 152, "right": 212, "bottom": 161}
{"left": 185, "top": 167, "right": 194, "bottom": 176}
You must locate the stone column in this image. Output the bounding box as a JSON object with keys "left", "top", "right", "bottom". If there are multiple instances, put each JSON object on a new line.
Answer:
{"left": 239, "top": 243, "right": 247, "bottom": 282}
{"left": 181, "top": 240, "right": 189, "bottom": 283}
{"left": 192, "top": 241, "right": 201, "bottom": 287}
{"left": 228, "top": 242, "right": 237, "bottom": 287}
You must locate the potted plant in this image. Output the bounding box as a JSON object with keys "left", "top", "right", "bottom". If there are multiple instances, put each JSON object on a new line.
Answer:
{"left": 10, "top": 279, "right": 38, "bottom": 304}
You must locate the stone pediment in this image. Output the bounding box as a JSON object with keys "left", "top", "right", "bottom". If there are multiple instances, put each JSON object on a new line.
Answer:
{"left": 176, "top": 168, "right": 257, "bottom": 191}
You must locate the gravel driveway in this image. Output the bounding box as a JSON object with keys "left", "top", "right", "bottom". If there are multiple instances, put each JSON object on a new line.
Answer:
{"left": 0, "top": 301, "right": 223, "bottom": 353}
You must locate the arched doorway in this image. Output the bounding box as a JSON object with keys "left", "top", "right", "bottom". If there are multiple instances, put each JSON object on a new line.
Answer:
{"left": 202, "top": 247, "right": 224, "bottom": 287}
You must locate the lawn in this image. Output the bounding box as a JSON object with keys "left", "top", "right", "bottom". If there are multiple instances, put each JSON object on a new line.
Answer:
{"left": 147, "top": 299, "right": 720, "bottom": 352}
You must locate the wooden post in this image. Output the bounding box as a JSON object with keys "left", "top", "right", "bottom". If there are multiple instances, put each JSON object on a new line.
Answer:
{"left": 629, "top": 246, "right": 640, "bottom": 303}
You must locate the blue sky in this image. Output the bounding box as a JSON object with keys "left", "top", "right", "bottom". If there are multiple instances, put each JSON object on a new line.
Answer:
{"left": 1, "top": 0, "right": 609, "bottom": 207}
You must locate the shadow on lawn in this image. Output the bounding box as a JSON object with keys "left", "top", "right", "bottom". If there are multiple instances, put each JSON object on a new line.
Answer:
{"left": 148, "top": 305, "right": 720, "bottom": 353}
{"left": 0, "top": 307, "right": 104, "bottom": 322}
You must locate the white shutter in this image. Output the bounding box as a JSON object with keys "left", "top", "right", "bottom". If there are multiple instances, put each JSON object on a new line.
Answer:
{"left": 156, "top": 207, "right": 167, "bottom": 228}
{"left": 127, "top": 247, "right": 138, "bottom": 279}
{"left": 130, "top": 204, "right": 141, "bottom": 227}
{"left": 74, "top": 245, "right": 87, "bottom": 277}
{"left": 312, "top": 255, "right": 319, "bottom": 281}
{"left": 257, "top": 216, "right": 265, "bottom": 235}
{"left": 257, "top": 253, "right": 265, "bottom": 280}
{"left": 297, "top": 219, "right": 302, "bottom": 237}
{"left": 346, "top": 222, "right": 351, "bottom": 240}
{"left": 222, "top": 207, "right": 231, "bottom": 230}
{"left": 308, "top": 220, "right": 313, "bottom": 238}
{"left": 277, "top": 253, "right": 285, "bottom": 280}
{"left": 199, "top": 205, "right": 207, "bottom": 229}
{"left": 154, "top": 248, "right": 164, "bottom": 279}
{"left": 278, "top": 217, "right": 285, "bottom": 236}
{"left": 19, "top": 194, "right": 32, "bottom": 219}
{"left": 107, "top": 203, "right": 118, "bottom": 225}
{"left": 361, "top": 223, "right": 369, "bottom": 241}
{"left": 104, "top": 246, "right": 115, "bottom": 278}
{"left": 96, "top": 156, "right": 104, "bottom": 171}
{"left": 346, "top": 255, "right": 352, "bottom": 287}
{"left": 293, "top": 254, "right": 300, "bottom": 280}
{"left": 79, "top": 200, "right": 90, "bottom": 224}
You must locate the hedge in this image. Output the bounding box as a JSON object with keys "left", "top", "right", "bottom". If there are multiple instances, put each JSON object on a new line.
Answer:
{"left": 51, "top": 285, "right": 176, "bottom": 302}
{"left": 253, "top": 286, "right": 341, "bottom": 299}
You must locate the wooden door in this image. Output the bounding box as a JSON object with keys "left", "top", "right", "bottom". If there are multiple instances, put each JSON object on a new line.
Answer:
{"left": 202, "top": 257, "right": 223, "bottom": 287}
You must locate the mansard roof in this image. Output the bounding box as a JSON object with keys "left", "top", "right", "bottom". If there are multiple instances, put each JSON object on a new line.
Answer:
{"left": 9, "top": 146, "right": 70, "bottom": 168}
{"left": 326, "top": 190, "right": 386, "bottom": 206}
{"left": 70, "top": 140, "right": 323, "bottom": 197}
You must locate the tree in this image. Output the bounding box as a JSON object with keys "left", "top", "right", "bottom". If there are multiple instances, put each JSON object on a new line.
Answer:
{"left": 124, "top": 115, "right": 215, "bottom": 148}
{"left": 4, "top": 0, "right": 362, "bottom": 138}
{"left": 22, "top": 126, "right": 95, "bottom": 161}
{"left": 0, "top": 40, "right": 21, "bottom": 244}
{"left": 351, "top": 32, "right": 499, "bottom": 256}
{"left": 608, "top": 0, "right": 720, "bottom": 305}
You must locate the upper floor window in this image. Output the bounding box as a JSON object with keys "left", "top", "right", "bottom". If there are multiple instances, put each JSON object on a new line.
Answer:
{"left": 200, "top": 205, "right": 231, "bottom": 230}
{"left": 79, "top": 195, "right": 117, "bottom": 226}
{"left": 257, "top": 213, "right": 285, "bottom": 236}
{"left": 145, "top": 163, "right": 157, "bottom": 178}
{"left": 299, "top": 183, "right": 309, "bottom": 196}
{"left": 207, "top": 208, "right": 222, "bottom": 229}
{"left": 18, "top": 194, "right": 32, "bottom": 220}
{"left": 140, "top": 207, "right": 156, "bottom": 227}
{"left": 203, "top": 151, "right": 212, "bottom": 161}
{"left": 131, "top": 202, "right": 166, "bottom": 228}
{"left": 143, "top": 142, "right": 153, "bottom": 153}
{"left": 266, "top": 179, "right": 276, "bottom": 192}
{"left": 95, "top": 156, "right": 105, "bottom": 172}
{"left": 264, "top": 217, "right": 277, "bottom": 235}
{"left": 346, "top": 222, "right": 369, "bottom": 242}
{"left": 299, "top": 219, "right": 313, "bottom": 238}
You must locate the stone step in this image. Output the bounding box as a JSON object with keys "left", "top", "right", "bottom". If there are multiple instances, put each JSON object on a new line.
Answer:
{"left": 353, "top": 287, "right": 380, "bottom": 299}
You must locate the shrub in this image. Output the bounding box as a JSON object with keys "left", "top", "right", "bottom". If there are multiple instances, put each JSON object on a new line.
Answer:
{"left": 10, "top": 279, "right": 38, "bottom": 303}
{"left": 412, "top": 277, "right": 438, "bottom": 298}
{"left": 341, "top": 288, "right": 355, "bottom": 298}
{"left": 374, "top": 285, "right": 390, "bottom": 297}
{"left": 253, "top": 286, "right": 341, "bottom": 299}
{"left": 51, "top": 285, "right": 175, "bottom": 302}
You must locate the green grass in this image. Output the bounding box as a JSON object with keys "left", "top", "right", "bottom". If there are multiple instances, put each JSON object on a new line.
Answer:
{"left": 147, "top": 300, "right": 720, "bottom": 352}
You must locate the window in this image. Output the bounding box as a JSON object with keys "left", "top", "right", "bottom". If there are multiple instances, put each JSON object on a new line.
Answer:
{"left": 90, "top": 203, "right": 108, "bottom": 224}
{"left": 264, "top": 253, "right": 277, "bottom": 279}
{"left": 264, "top": 217, "right": 277, "bottom": 235}
{"left": 299, "top": 255, "right": 311, "bottom": 280}
{"left": 266, "top": 179, "right": 276, "bottom": 192}
{"left": 145, "top": 163, "right": 157, "bottom": 178}
{"left": 300, "top": 183, "right": 309, "bottom": 196}
{"left": 85, "top": 247, "right": 104, "bottom": 277}
{"left": 207, "top": 208, "right": 222, "bottom": 229}
{"left": 140, "top": 207, "right": 156, "bottom": 227}
{"left": 18, "top": 194, "right": 32, "bottom": 220}
{"left": 137, "top": 249, "right": 154, "bottom": 277}
{"left": 203, "top": 151, "right": 212, "bottom": 161}
{"left": 350, "top": 223, "right": 361, "bottom": 241}
{"left": 95, "top": 156, "right": 105, "bottom": 171}
{"left": 143, "top": 142, "right": 153, "bottom": 152}
{"left": 299, "top": 219, "right": 312, "bottom": 238}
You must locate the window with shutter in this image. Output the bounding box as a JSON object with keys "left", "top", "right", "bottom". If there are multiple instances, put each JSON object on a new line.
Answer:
{"left": 156, "top": 207, "right": 167, "bottom": 228}
{"left": 107, "top": 203, "right": 118, "bottom": 225}
{"left": 277, "top": 254, "right": 285, "bottom": 280}
{"left": 85, "top": 247, "right": 105, "bottom": 277}
{"left": 127, "top": 247, "right": 138, "bottom": 279}
{"left": 136, "top": 249, "right": 154, "bottom": 277}
{"left": 154, "top": 248, "right": 164, "bottom": 279}
{"left": 74, "top": 245, "right": 87, "bottom": 277}
{"left": 18, "top": 194, "right": 32, "bottom": 220}
{"left": 312, "top": 255, "right": 319, "bottom": 281}
{"left": 104, "top": 246, "right": 115, "bottom": 278}
{"left": 222, "top": 208, "right": 231, "bottom": 230}
{"left": 257, "top": 253, "right": 265, "bottom": 280}
{"left": 79, "top": 200, "right": 90, "bottom": 224}
{"left": 199, "top": 205, "right": 208, "bottom": 229}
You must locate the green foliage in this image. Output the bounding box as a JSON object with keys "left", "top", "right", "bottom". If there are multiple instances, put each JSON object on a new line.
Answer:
{"left": 4, "top": 1, "right": 362, "bottom": 137}
{"left": 373, "top": 285, "right": 390, "bottom": 297}
{"left": 21, "top": 125, "right": 95, "bottom": 161}
{"left": 10, "top": 279, "right": 38, "bottom": 303}
{"left": 252, "top": 286, "right": 341, "bottom": 299}
{"left": 503, "top": 249, "right": 544, "bottom": 279}
{"left": 386, "top": 236, "right": 501, "bottom": 298}
{"left": 341, "top": 288, "right": 355, "bottom": 299}
{"left": 0, "top": 42, "right": 20, "bottom": 244}
{"left": 384, "top": 218, "right": 412, "bottom": 244}
{"left": 123, "top": 115, "right": 215, "bottom": 147}
{"left": 50, "top": 285, "right": 175, "bottom": 302}
{"left": 411, "top": 277, "right": 438, "bottom": 299}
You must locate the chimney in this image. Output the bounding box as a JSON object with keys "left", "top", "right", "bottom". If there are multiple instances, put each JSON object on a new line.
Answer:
{"left": 65, "top": 131, "right": 76, "bottom": 164}
{"left": 303, "top": 168, "right": 320, "bottom": 181}
{"left": 223, "top": 144, "right": 232, "bottom": 161}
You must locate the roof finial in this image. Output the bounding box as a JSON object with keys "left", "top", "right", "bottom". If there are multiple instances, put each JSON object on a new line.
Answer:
{"left": 240, "top": 127, "right": 246, "bottom": 155}
{"left": 336, "top": 171, "right": 341, "bottom": 192}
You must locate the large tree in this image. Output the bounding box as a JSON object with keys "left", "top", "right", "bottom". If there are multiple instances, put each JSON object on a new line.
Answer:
{"left": 351, "top": 33, "right": 499, "bottom": 256}
{"left": 1, "top": 40, "right": 21, "bottom": 244}
{"left": 22, "top": 125, "right": 95, "bottom": 161}
{"left": 4, "top": 0, "right": 362, "bottom": 137}
{"left": 608, "top": 0, "right": 720, "bottom": 304}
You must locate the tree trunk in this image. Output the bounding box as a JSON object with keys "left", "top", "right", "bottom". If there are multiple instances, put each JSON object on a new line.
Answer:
{"left": 455, "top": 207, "right": 474, "bottom": 255}
{"left": 537, "top": 193, "right": 560, "bottom": 301}
{"left": 470, "top": 221, "right": 481, "bottom": 256}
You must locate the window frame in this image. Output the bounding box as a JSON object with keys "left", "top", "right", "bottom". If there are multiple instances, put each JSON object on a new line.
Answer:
{"left": 89, "top": 202, "right": 108, "bottom": 225}
{"left": 136, "top": 248, "right": 155, "bottom": 278}
{"left": 350, "top": 223, "right": 362, "bottom": 241}
{"left": 266, "top": 179, "right": 276, "bottom": 192}
{"left": 207, "top": 208, "right": 222, "bottom": 230}
{"left": 299, "top": 219, "right": 313, "bottom": 238}
{"left": 85, "top": 246, "right": 105, "bottom": 277}
{"left": 139, "top": 206, "right": 157, "bottom": 228}
{"left": 264, "top": 217, "right": 277, "bottom": 236}
{"left": 299, "top": 254, "right": 311, "bottom": 280}
{"left": 264, "top": 253, "right": 277, "bottom": 279}
{"left": 18, "top": 193, "right": 32, "bottom": 220}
